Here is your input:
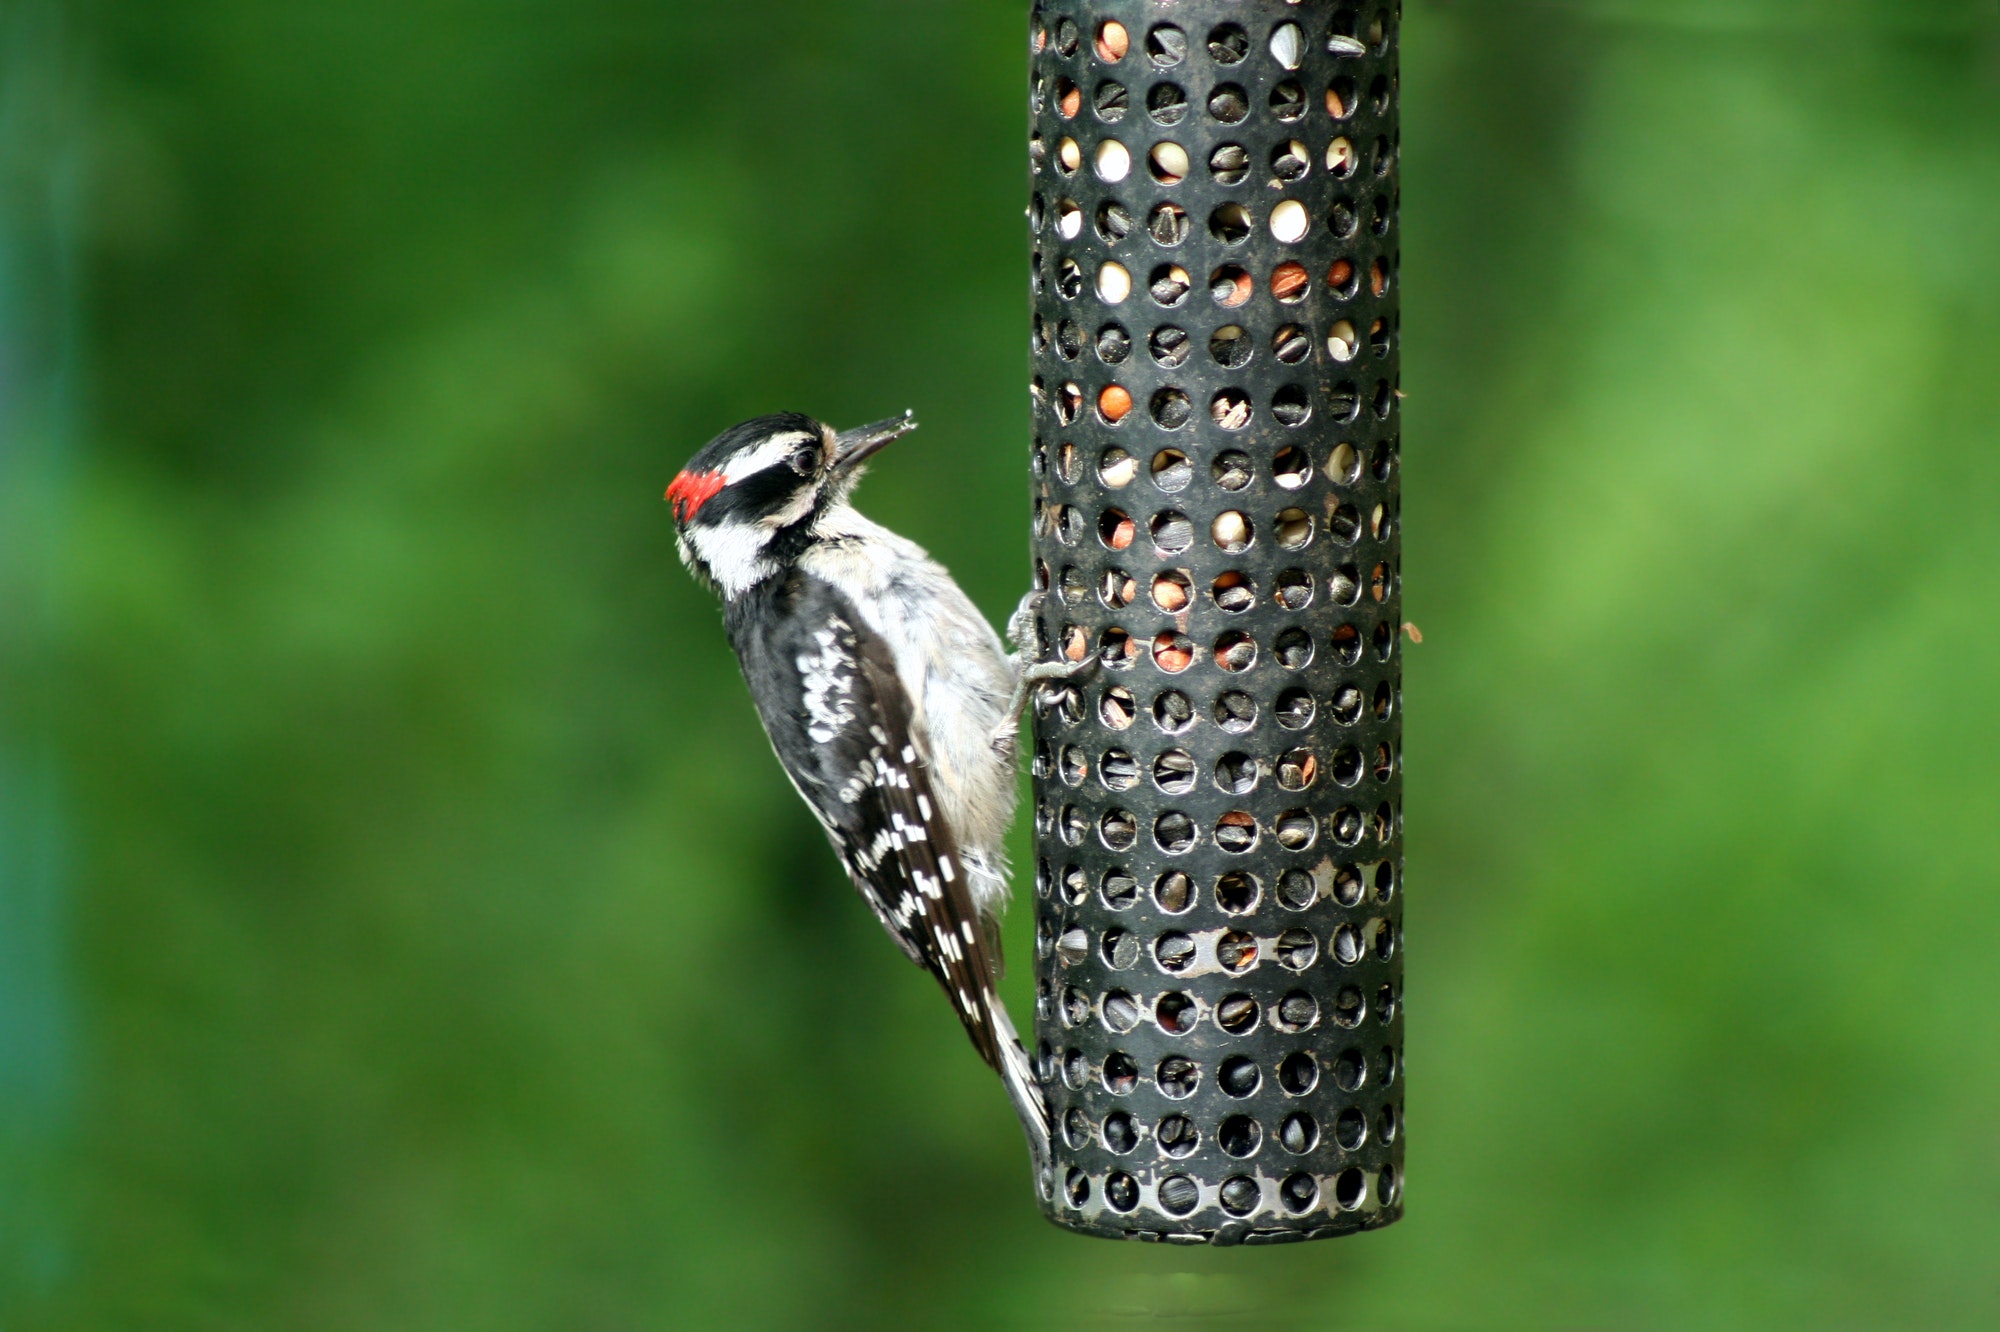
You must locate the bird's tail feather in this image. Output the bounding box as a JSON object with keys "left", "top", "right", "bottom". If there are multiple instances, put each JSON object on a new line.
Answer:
{"left": 983, "top": 991, "right": 1051, "bottom": 1176}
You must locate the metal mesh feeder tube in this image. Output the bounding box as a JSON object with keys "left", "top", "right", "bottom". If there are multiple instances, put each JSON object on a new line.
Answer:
{"left": 1026, "top": 0, "right": 1403, "bottom": 1243}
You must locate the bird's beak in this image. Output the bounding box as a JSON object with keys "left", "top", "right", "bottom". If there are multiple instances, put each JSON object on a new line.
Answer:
{"left": 831, "top": 411, "right": 918, "bottom": 472}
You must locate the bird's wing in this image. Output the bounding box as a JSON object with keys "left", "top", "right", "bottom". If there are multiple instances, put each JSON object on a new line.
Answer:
{"left": 730, "top": 575, "right": 1007, "bottom": 1071}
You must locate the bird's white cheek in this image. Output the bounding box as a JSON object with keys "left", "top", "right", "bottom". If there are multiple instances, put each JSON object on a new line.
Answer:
{"left": 685, "top": 522, "right": 776, "bottom": 598}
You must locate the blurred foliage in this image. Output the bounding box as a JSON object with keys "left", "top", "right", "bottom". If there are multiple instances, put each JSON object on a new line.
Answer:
{"left": 4, "top": 0, "right": 2000, "bottom": 1326}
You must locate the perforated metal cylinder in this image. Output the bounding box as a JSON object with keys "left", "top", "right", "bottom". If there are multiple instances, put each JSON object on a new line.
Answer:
{"left": 1025, "top": 0, "right": 1403, "bottom": 1243}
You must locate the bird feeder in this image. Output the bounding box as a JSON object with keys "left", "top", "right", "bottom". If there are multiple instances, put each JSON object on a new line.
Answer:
{"left": 1026, "top": 0, "right": 1403, "bottom": 1243}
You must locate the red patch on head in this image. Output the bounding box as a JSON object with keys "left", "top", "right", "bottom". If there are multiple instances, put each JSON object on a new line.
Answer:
{"left": 665, "top": 469, "right": 726, "bottom": 521}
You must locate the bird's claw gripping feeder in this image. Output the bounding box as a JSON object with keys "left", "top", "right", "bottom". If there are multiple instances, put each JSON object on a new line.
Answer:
{"left": 1024, "top": 0, "right": 1404, "bottom": 1242}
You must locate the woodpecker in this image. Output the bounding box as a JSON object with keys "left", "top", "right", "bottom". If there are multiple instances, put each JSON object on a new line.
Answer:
{"left": 666, "top": 411, "right": 1079, "bottom": 1170}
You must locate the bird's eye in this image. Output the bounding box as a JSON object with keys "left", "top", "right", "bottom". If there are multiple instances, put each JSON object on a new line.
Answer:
{"left": 789, "top": 445, "right": 820, "bottom": 475}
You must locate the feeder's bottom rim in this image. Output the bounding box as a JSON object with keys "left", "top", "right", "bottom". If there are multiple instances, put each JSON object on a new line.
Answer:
{"left": 1037, "top": 1204, "right": 1402, "bottom": 1246}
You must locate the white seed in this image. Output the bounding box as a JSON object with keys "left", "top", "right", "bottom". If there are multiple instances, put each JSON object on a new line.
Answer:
{"left": 1328, "top": 35, "right": 1366, "bottom": 56}
{"left": 1326, "top": 136, "right": 1356, "bottom": 174}
{"left": 1327, "top": 319, "right": 1358, "bottom": 361}
{"left": 1269, "top": 22, "right": 1303, "bottom": 69}
{"left": 1057, "top": 137, "right": 1081, "bottom": 173}
{"left": 1095, "top": 138, "right": 1131, "bottom": 182}
{"left": 1270, "top": 199, "right": 1309, "bottom": 243}
{"left": 1056, "top": 200, "right": 1083, "bottom": 240}
{"left": 1099, "top": 449, "right": 1138, "bottom": 487}
{"left": 1212, "top": 511, "right": 1250, "bottom": 549}
{"left": 1149, "top": 141, "right": 1189, "bottom": 184}
{"left": 1097, "top": 261, "right": 1132, "bottom": 304}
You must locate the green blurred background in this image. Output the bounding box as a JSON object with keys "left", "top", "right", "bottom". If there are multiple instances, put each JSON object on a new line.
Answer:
{"left": 5, "top": 0, "right": 2000, "bottom": 1326}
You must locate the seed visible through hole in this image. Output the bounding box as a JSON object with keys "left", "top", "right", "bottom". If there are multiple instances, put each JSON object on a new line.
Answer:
{"left": 1151, "top": 449, "right": 1191, "bottom": 491}
{"left": 1215, "top": 690, "right": 1256, "bottom": 732}
{"left": 1095, "top": 139, "right": 1132, "bottom": 182}
{"left": 1217, "top": 992, "right": 1259, "bottom": 1034}
{"left": 1215, "top": 868, "right": 1260, "bottom": 910}
{"left": 1279, "top": 868, "right": 1317, "bottom": 909}
{"left": 1211, "top": 570, "right": 1253, "bottom": 613}
{"left": 1271, "top": 80, "right": 1305, "bottom": 120}
{"left": 1208, "top": 83, "right": 1248, "bottom": 123}
{"left": 1094, "top": 81, "right": 1128, "bottom": 122}
{"left": 1264, "top": 198, "right": 1312, "bottom": 243}
{"left": 1149, "top": 142, "right": 1190, "bottom": 186}
{"left": 1272, "top": 261, "right": 1309, "bottom": 302}
{"left": 1153, "top": 689, "right": 1194, "bottom": 734}
{"left": 1150, "top": 388, "right": 1192, "bottom": 430}
{"left": 1209, "top": 265, "right": 1252, "bottom": 308}
{"left": 1150, "top": 325, "right": 1190, "bottom": 367}
{"left": 1274, "top": 325, "right": 1311, "bottom": 364}
{"left": 1281, "top": 1111, "right": 1318, "bottom": 1154}
{"left": 1153, "top": 748, "right": 1196, "bottom": 794}
{"left": 1098, "top": 322, "right": 1132, "bottom": 363}
{"left": 1269, "top": 21, "right": 1303, "bottom": 69}
{"left": 1097, "top": 261, "right": 1132, "bottom": 303}
{"left": 1147, "top": 24, "right": 1187, "bottom": 68}
{"left": 1096, "top": 201, "right": 1134, "bottom": 245}
{"left": 1102, "top": 865, "right": 1139, "bottom": 907}
{"left": 1157, "top": 1055, "right": 1199, "bottom": 1099}
{"left": 1219, "top": 1115, "right": 1261, "bottom": 1158}
{"left": 1146, "top": 82, "right": 1188, "bottom": 126}
{"left": 1273, "top": 386, "right": 1311, "bottom": 427}
{"left": 1157, "top": 1114, "right": 1198, "bottom": 1158}
{"left": 1279, "top": 1051, "right": 1320, "bottom": 1095}
{"left": 1155, "top": 810, "right": 1196, "bottom": 854}
{"left": 1328, "top": 74, "right": 1355, "bottom": 118}
{"left": 1218, "top": 1055, "right": 1259, "bottom": 1097}
{"left": 1211, "top": 510, "right": 1251, "bottom": 551}
{"left": 1209, "top": 143, "right": 1249, "bottom": 184}
{"left": 1154, "top": 868, "right": 1193, "bottom": 912}
{"left": 1158, "top": 1173, "right": 1200, "bottom": 1215}
{"left": 1095, "top": 19, "right": 1129, "bottom": 61}
{"left": 1213, "top": 452, "right": 1251, "bottom": 490}
{"left": 1154, "top": 930, "right": 1196, "bottom": 972}
{"left": 1105, "top": 1171, "right": 1139, "bottom": 1210}
{"left": 1209, "top": 202, "right": 1251, "bottom": 244}
{"left": 1210, "top": 324, "right": 1251, "bottom": 367}
{"left": 1275, "top": 687, "right": 1314, "bottom": 729}
{"left": 1099, "top": 447, "right": 1136, "bottom": 489}
{"left": 1214, "top": 631, "right": 1255, "bottom": 672}
{"left": 1102, "top": 989, "right": 1141, "bottom": 1032}
{"left": 1152, "top": 509, "right": 1192, "bottom": 552}
{"left": 1155, "top": 991, "right": 1197, "bottom": 1035}
{"left": 1275, "top": 808, "right": 1316, "bottom": 849}
{"left": 1272, "top": 140, "right": 1311, "bottom": 182}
